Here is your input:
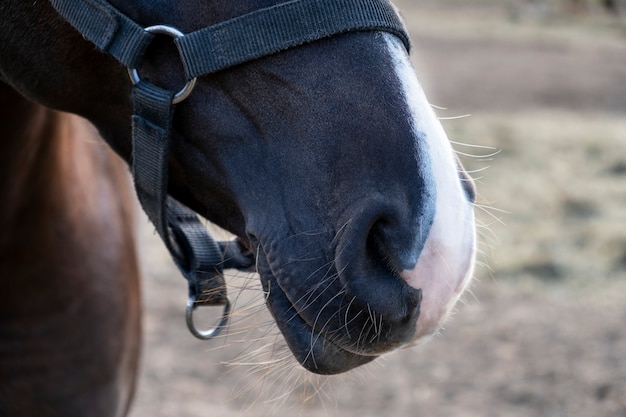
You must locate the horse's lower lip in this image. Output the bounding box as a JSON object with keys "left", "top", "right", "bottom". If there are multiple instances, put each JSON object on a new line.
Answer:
{"left": 260, "top": 271, "right": 377, "bottom": 375}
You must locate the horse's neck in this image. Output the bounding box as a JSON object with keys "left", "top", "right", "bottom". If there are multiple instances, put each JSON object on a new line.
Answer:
{"left": 0, "top": 82, "right": 142, "bottom": 416}
{"left": 0, "top": 83, "right": 67, "bottom": 234}
{"left": 0, "top": 82, "right": 117, "bottom": 242}
{"left": 0, "top": 80, "right": 138, "bottom": 285}
{"left": 0, "top": 80, "right": 109, "bottom": 296}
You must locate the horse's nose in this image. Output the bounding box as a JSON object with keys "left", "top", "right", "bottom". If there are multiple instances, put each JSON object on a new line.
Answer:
{"left": 334, "top": 191, "right": 435, "bottom": 341}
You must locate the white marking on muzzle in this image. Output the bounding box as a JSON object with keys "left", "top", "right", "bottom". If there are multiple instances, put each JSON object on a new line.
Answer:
{"left": 382, "top": 34, "right": 476, "bottom": 343}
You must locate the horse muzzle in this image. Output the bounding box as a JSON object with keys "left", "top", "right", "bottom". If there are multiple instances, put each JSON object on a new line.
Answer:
{"left": 248, "top": 177, "right": 470, "bottom": 375}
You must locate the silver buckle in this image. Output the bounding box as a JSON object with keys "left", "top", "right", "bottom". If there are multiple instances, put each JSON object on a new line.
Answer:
{"left": 127, "top": 25, "right": 197, "bottom": 104}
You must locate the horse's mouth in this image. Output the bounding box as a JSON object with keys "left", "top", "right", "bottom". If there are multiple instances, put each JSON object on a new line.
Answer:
{"left": 259, "top": 270, "right": 377, "bottom": 375}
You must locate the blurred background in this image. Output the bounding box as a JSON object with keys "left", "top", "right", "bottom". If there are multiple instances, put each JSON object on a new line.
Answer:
{"left": 130, "top": 1, "right": 626, "bottom": 416}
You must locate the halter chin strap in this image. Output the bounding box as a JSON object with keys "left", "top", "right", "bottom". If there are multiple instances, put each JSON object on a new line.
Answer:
{"left": 49, "top": 0, "right": 411, "bottom": 339}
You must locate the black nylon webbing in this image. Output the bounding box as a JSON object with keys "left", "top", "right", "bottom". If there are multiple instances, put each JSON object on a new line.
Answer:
{"left": 51, "top": 0, "right": 410, "bottom": 80}
{"left": 49, "top": 0, "right": 152, "bottom": 67}
{"left": 131, "top": 81, "right": 228, "bottom": 305}
{"left": 175, "top": 0, "right": 410, "bottom": 78}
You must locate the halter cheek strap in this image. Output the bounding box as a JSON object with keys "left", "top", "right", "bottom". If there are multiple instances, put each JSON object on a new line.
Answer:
{"left": 49, "top": 0, "right": 411, "bottom": 339}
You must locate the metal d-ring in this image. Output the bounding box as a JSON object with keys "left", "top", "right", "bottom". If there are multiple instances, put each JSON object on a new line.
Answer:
{"left": 127, "top": 25, "right": 197, "bottom": 104}
{"left": 185, "top": 296, "right": 231, "bottom": 340}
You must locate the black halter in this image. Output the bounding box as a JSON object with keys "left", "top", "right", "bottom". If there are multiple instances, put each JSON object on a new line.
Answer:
{"left": 49, "top": 0, "right": 411, "bottom": 339}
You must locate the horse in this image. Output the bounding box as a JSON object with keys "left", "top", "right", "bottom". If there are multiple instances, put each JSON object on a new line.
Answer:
{"left": 0, "top": 0, "right": 477, "bottom": 416}
{"left": 0, "top": 82, "right": 141, "bottom": 415}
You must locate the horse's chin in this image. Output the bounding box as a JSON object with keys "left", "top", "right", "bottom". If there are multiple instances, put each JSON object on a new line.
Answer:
{"left": 259, "top": 271, "right": 377, "bottom": 375}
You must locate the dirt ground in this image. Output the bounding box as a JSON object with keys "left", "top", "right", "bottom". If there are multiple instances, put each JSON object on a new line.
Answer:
{"left": 129, "top": 2, "right": 626, "bottom": 417}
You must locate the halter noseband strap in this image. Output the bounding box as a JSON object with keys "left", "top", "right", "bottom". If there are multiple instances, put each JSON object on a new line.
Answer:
{"left": 49, "top": 0, "right": 411, "bottom": 339}
{"left": 50, "top": 0, "right": 410, "bottom": 73}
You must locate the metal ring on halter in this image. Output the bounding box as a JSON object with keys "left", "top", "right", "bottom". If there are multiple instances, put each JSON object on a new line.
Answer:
{"left": 127, "top": 25, "right": 197, "bottom": 104}
{"left": 185, "top": 296, "right": 231, "bottom": 340}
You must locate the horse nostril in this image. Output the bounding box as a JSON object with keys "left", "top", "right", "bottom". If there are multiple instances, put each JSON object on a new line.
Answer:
{"left": 365, "top": 212, "right": 427, "bottom": 274}
{"left": 365, "top": 218, "right": 390, "bottom": 265}
{"left": 337, "top": 210, "right": 429, "bottom": 321}
{"left": 367, "top": 219, "right": 424, "bottom": 318}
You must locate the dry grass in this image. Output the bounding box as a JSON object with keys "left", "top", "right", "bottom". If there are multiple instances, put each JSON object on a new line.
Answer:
{"left": 451, "top": 111, "right": 626, "bottom": 286}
